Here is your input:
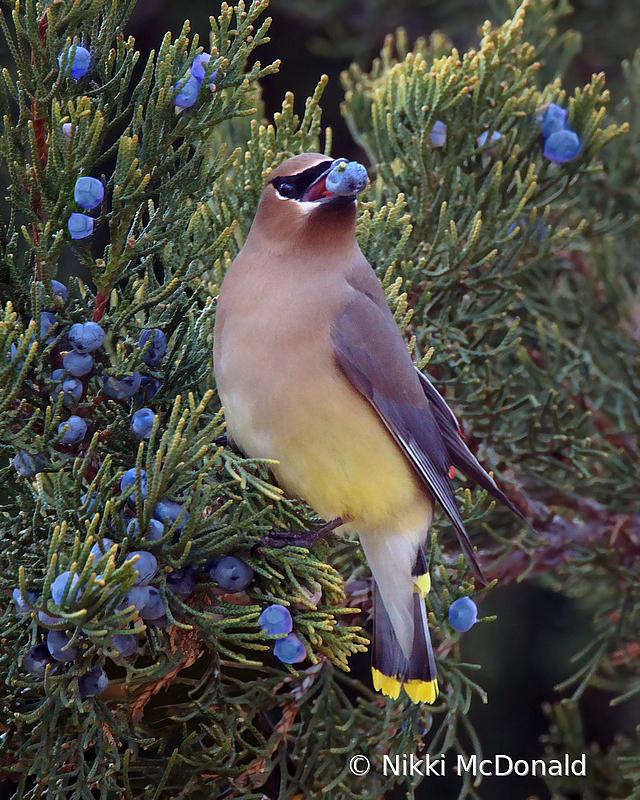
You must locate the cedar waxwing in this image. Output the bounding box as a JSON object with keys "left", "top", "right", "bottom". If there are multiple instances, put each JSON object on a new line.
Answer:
{"left": 213, "top": 153, "right": 524, "bottom": 704}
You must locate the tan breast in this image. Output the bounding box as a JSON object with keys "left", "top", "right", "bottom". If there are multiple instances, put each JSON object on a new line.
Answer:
{"left": 214, "top": 261, "right": 429, "bottom": 530}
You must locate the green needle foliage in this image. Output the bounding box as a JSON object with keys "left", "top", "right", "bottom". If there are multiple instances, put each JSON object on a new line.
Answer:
{"left": 0, "top": 0, "right": 638, "bottom": 798}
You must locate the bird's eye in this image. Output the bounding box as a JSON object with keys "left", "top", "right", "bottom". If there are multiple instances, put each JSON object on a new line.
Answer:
{"left": 274, "top": 180, "right": 296, "bottom": 199}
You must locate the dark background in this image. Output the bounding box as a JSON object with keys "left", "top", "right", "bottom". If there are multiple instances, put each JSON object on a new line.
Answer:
{"left": 2, "top": 1, "right": 639, "bottom": 798}
{"left": 125, "top": 0, "right": 640, "bottom": 162}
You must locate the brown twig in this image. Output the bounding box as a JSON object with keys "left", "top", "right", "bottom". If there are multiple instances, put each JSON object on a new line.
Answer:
{"left": 480, "top": 486, "right": 640, "bottom": 584}
{"left": 37, "top": 10, "right": 48, "bottom": 48}
{"left": 92, "top": 292, "right": 108, "bottom": 322}
{"left": 27, "top": 12, "right": 49, "bottom": 282}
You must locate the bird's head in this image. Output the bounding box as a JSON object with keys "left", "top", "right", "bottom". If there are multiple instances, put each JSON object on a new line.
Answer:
{"left": 249, "top": 154, "right": 369, "bottom": 246}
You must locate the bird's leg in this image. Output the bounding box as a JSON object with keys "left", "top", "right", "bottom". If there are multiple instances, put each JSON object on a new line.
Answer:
{"left": 256, "top": 516, "right": 345, "bottom": 550}
{"left": 213, "top": 433, "right": 245, "bottom": 455}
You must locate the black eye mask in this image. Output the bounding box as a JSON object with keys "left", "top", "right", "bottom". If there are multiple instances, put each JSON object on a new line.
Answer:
{"left": 270, "top": 161, "right": 332, "bottom": 201}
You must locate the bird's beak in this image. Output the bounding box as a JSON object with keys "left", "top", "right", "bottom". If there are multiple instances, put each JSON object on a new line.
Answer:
{"left": 301, "top": 163, "right": 338, "bottom": 202}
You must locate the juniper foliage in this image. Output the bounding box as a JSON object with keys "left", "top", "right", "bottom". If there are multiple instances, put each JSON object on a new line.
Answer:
{"left": 0, "top": 0, "right": 638, "bottom": 798}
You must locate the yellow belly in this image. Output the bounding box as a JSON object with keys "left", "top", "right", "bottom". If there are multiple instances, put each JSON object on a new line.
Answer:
{"left": 222, "top": 360, "right": 430, "bottom": 531}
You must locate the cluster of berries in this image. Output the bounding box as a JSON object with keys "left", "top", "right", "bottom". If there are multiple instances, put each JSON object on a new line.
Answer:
{"left": 62, "top": 319, "right": 104, "bottom": 377}
{"left": 14, "top": 559, "right": 111, "bottom": 697}
{"left": 68, "top": 177, "right": 104, "bottom": 240}
{"left": 9, "top": 280, "right": 66, "bottom": 366}
{"left": 56, "top": 47, "right": 102, "bottom": 240}
{"left": 14, "top": 545, "right": 262, "bottom": 695}
{"left": 57, "top": 45, "right": 218, "bottom": 242}
{"left": 119, "top": 466, "right": 191, "bottom": 540}
{"left": 428, "top": 120, "right": 503, "bottom": 151}
{"left": 430, "top": 121, "right": 447, "bottom": 147}
{"left": 428, "top": 104, "right": 581, "bottom": 166}
{"left": 15, "top": 542, "right": 164, "bottom": 694}
{"left": 258, "top": 604, "right": 306, "bottom": 664}
{"left": 477, "top": 130, "right": 502, "bottom": 148}
{"left": 174, "top": 53, "right": 218, "bottom": 108}
{"left": 24, "top": 639, "right": 108, "bottom": 698}
{"left": 539, "top": 103, "right": 581, "bottom": 163}
{"left": 12, "top": 279, "right": 167, "bottom": 477}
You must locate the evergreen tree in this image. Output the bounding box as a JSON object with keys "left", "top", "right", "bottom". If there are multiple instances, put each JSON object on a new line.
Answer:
{"left": 0, "top": 0, "right": 638, "bottom": 798}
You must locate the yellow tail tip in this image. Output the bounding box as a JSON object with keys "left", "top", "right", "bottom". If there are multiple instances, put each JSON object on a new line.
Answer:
{"left": 412, "top": 573, "right": 431, "bottom": 597}
{"left": 371, "top": 669, "right": 438, "bottom": 704}
{"left": 371, "top": 667, "right": 401, "bottom": 699}
{"left": 404, "top": 678, "right": 439, "bottom": 705}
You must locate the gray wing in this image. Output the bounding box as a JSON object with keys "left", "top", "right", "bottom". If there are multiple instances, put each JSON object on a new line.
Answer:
{"left": 331, "top": 291, "right": 486, "bottom": 584}
{"left": 415, "top": 369, "right": 527, "bottom": 522}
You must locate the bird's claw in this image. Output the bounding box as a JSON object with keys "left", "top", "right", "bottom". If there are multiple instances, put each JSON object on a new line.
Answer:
{"left": 257, "top": 529, "right": 321, "bottom": 550}
{"left": 253, "top": 516, "right": 345, "bottom": 553}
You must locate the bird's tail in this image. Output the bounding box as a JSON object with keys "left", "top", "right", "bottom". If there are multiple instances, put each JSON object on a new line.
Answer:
{"left": 371, "top": 548, "right": 438, "bottom": 704}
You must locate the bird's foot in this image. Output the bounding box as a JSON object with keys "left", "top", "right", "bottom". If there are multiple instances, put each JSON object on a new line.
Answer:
{"left": 212, "top": 434, "right": 245, "bottom": 455}
{"left": 255, "top": 516, "right": 345, "bottom": 551}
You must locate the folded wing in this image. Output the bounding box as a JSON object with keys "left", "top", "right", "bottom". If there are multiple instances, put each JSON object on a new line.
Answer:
{"left": 331, "top": 292, "right": 487, "bottom": 583}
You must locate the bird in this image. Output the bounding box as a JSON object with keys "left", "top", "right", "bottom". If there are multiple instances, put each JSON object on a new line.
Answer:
{"left": 213, "top": 152, "right": 525, "bottom": 704}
